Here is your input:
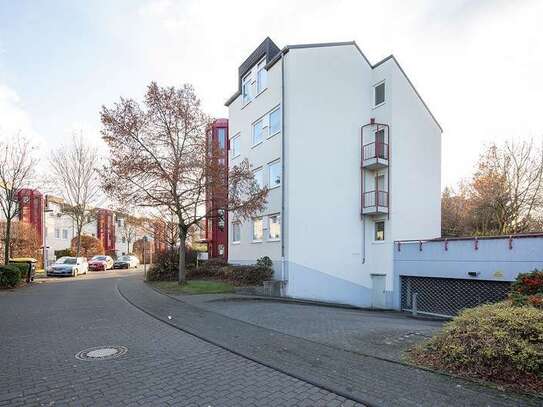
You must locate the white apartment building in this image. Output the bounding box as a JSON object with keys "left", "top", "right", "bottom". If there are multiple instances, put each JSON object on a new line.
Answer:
{"left": 226, "top": 38, "right": 442, "bottom": 309}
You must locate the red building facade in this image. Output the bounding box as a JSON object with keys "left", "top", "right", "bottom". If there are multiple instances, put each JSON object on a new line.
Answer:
{"left": 205, "top": 119, "right": 229, "bottom": 260}
{"left": 17, "top": 188, "right": 44, "bottom": 246}
{"left": 96, "top": 209, "right": 116, "bottom": 254}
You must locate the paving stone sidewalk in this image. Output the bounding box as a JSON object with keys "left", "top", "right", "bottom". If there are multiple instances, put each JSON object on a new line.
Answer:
{"left": 118, "top": 277, "right": 541, "bottom": 407}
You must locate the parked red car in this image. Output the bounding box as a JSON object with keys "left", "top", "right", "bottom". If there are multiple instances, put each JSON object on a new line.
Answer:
{"left": 88, "top": 255, "right": 114, "bottom": 271}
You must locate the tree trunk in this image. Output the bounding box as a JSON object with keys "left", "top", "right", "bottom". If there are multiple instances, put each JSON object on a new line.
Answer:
{"left": 76, "top": 223, "right": 82, "bottom": 258}
{"left": 177, "top": 225, "right": 186, "bottom": 285}
{"left": 3, "top": 218, "right": 11, "bottom": 265}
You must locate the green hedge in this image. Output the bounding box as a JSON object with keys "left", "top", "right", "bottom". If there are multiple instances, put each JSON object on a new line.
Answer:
{"left": 148, "top": 254, "right": 273, "bottom": 287}
{"left": 0, "top": 265, "right": 21, "bottom": 288}
{"left": 410, "top": 302, "right": 543, "bottom": 392}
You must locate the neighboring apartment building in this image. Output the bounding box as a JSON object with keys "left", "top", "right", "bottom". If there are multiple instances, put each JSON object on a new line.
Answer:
{"left": 13, "top": 191, "right": 155, "bottom": 265}
{"left": 205, "top": 118, "right": 229, "bottom": 260}
{"left": 225, "top": 38, "right": 442, "bottom": 308}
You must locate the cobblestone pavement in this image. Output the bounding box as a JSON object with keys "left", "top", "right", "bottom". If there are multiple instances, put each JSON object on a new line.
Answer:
{"left": 172, "top": 294, "right": 443, "bottom": 362}
{"left": 119, "top": 278, "right": 540, "bottom": 407}
{"left": 0, "top": 273, "right": 359, "bottom": 406}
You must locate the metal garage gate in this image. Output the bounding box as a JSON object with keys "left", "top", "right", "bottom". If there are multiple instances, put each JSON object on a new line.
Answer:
{"left": 400, "top": 276, "right": 512, "bottom": 318}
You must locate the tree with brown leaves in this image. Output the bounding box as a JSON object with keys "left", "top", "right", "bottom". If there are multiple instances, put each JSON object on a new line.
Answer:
{"left": 71, "top": 235, "right": 104, "bottom": 258}
{"left": 0, "top": 134, "right": 37, "bottom": 264}
{"left": 100, "top": 82, "right": 267, "bottom": 284}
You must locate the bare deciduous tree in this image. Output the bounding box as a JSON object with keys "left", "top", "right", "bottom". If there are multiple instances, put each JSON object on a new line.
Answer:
{"left": 442, "top": 139, "right": 543, "bottom": 236}
{"left": 100, "top": 82, "right": 267, "bottom": 283}
{"left": 0, "top": 134, "right": 36, "bottom": 264}
{"left": 50, "top": 135, "right": 101, "bottom": 257}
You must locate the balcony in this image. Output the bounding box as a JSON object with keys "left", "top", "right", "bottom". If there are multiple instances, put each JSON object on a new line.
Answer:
{"left": 362, "top": 190, "right": 389, "bottom": 215}
{"left": 362, "top": 142, "right": 389, "bottom": 169}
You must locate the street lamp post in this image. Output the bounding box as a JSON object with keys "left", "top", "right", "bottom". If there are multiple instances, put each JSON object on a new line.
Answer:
{"left": 143, "top": 235, "right": 148, "bottom": 280}
{"left": 42, "top": 200, "right": 54, "bottom": 270}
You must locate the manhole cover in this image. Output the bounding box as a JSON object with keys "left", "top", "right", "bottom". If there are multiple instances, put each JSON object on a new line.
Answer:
{"left": 75, "top": 346, "right": 127, "bottom": 361}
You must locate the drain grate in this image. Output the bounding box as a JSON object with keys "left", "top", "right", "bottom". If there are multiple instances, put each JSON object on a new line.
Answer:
{"left": 75, "top": 345, "right": 128, "bottom": 361}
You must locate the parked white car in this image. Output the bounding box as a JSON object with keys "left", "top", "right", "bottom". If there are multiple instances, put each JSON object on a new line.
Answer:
{"left": 113, "top": 255, "right": 140, "bottom": 269}
{"left": 47, "top": 257, "right": 89, "bottom": 277}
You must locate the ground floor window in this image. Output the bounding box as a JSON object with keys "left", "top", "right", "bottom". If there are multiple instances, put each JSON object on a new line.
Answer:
{"left": 375, "top": 221, "right": 385, "bottom": 241}
{"left": 252, "top": 217, "right": 263, "bottom": 241}
{"left": 268, "top": 214, "right": 281, "bottom": 240}
{"left": 232, "top": 222, "right": 241, "bottom": 243}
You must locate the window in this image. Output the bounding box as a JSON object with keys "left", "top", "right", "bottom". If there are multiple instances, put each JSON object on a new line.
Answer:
{"left": 252, "top": 119, "right": 264, "bottom": 145}
{"left": 268, "top": 214, "right": 281, "bottom": 240}
{"left": 232, "top": 222, "right": 241, "bottom": 243}
{"left": 62, "top": 229, "right": 68, "bottom": 240}
{"left": 374, "top": 81, "right": 385, "bottom": 106}
{"left": 269, "top": 107, "right": 281, "bottom": 136}
{"left": 218, "top": 209, "right": 225, "bottom": 231}
{"left": 242, "top": 72, "right": 252, "bottom": 104}
{"left": 256, "top": 58, "right": 267, "bottom": 94}
{"left": 55, "top": 228, "right": 60, "bottom": 239}
{"left": 217, "top": 128, "right": 226, "bottom": 149}
{"left": 253, "top": 167, "right": 264, "bottom": 189}
{"left": 375, "top": 221, "right": 385, "bottom": 241}
{"left": 268, "top": 160, "right": 281, "bottom": 188}
{"left": 231, "top": 135, "right": 240, "bottom": 158}
{"left": 252, "top": 217, "right": 263, "bottom": 241}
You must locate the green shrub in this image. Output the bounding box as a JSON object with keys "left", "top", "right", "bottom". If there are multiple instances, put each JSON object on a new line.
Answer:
{"left": 0, "top": 265, "right": 21, "bottom": 288}
{"left": 54, "top": 248, "right": 73, "bottom": 258}
{"left": 410, "top": 302, "right": 543, "bottom": 391}
{"left": 219, "top": 265, "right": 273, "bottom": 286}
{"left": 509, "top": 270, "right": 543, "bottom": 308}
{"left": 147, "top": 247, "right": 198, "bottom": 281}
{"left": 9, "top": 263, "right": 30, "bottom": 280}
{"left": 256, "top": 256, "right": 273, "bottom": 269}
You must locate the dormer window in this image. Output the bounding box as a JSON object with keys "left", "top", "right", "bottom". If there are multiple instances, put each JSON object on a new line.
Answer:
{"left": 256, "top": 58, "right": 267, "bottom": 94}
{"left": 242, "top": 71, "right": 252, "bottom": 104}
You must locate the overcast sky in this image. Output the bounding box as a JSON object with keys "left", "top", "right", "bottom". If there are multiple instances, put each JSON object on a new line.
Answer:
{"left": 1, "top": 0, "right": 542, "bottom": 188}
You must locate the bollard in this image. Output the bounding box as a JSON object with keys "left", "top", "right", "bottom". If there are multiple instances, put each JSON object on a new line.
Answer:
{"left": 412, "top": 292, "right": 418, "bottom": 317}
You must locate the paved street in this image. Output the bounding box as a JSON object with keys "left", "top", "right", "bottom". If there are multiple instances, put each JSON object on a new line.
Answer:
{"left": 0, "top": 272, "right": 357, "bottom": 406}
{"left": 1, "top": 272, "right": 540, "bottom": 406}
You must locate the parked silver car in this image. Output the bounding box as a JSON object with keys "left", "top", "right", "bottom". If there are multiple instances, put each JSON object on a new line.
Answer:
{"left": 47, "top": 257, "right": 89, "bottom": 277}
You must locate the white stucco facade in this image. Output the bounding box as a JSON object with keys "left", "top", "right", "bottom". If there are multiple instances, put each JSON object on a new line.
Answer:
{"left": 227, "top": 39, "right": 442, "bottom": 309}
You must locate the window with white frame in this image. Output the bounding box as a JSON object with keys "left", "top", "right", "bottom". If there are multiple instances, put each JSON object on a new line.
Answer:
{"left": 269, "top": 107, "right": 281, "bottom": 137}
{"left": 375, "top": 221, "right": 385, "bottom": 241}
{"left": 252, "top": 217, "right": 263, "bottom": 241}
{"left": 55, "top": 228, "right": 60, "bottom": 239}
{"left": 232, "top": 222, "right": 241, "bottom": 243}
{"left": 62, "top": 229, "right": 68, "bottom": 240}
{"left": 268, "top": 214, "right": 281, "bottom": 240}
{"left": 374, "top": 81, "right": 385, "bottom": 106}
{"left": 253, "top": 167, "right": 264, "bottom": 189}
{"left": 217, "top": 128, "right": 226, "bottom": 149}
{"left": 231, "top": 134, "right": 240, "bottom": 158}
{"left": 268, "top": 160, "right": 281, "bottom": 188}
{"left": 242, "top": 71, "right": 252, "bottom": 104}
{"left": 256, "top": 58, "right": 267, "bottom": 94}
{"left": 252, "top": 119, "right": 264, "bottom": 145}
